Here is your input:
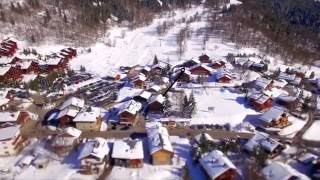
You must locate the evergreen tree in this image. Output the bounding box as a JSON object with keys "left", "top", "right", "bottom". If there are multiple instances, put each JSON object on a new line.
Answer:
{"left": 153, "top": 55, "right": 159, "bottom": 65}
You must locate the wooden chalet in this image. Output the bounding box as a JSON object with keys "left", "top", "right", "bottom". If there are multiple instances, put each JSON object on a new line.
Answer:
{"left": 211, "top": 60, "right": 226, "bottom": 69}
{"left": 147, "top": 123, "right": 174, "bottom": 165}
{"left": 147, "top": 94, "right": 165, "bottom": 113}
{"left": 78, "top": 138, "right": 110, "bottom": 174}
{"left": 131, "top": 74, "right": 147, "bottom": 89}
{"left": 16, "top": 60, "right": 39, "bottom": 74}
{"left": 118, "top": 100, "right": 142, "bottom": 126}
{"left": 189, "top": 64, "right": 213, "bottom": 76}
{"left": 199, "top": 150, "right": 237, "bottom": 180}
{"left": 258, "top": 107, "right": 290, "bottom": 128}
{"left": 276, "top": 93, "right": 302, "bottom": 111}
{"left": 0, "top": 66, "right": 21, "bottom": 82}
{"left": 73, "top": 106, "right": 103, "bottom": 132}
{"left": 112, "top": 138, "right": 144, "bottom": 168}
{"left": 215, "top": 70, "right": 232, "bottom": 83}
{"left": 199, "top": 54, "right": 211, "bottom": 63}
{"left": 50, "top": 127, "right": 81, "bottom": 155}
{"left": 248, "top": 92, "right": 273, "bottom": 112}
{"left": 57, "top": 97, "right": 85, "bottom": 126}
{"left": 244, "top": 133, "right": 284, "bottom": 157}
{"left": 0, "top": 39, "right": 17, "bottom": 57}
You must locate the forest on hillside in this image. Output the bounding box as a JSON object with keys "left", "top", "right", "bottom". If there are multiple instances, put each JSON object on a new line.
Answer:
{"left": 0, "top": 0, "right": 319, "bottom": 64}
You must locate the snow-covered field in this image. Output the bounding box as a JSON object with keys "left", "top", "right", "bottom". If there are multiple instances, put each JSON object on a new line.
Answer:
{"left": 190, "top": 87, "right": 259, "bottom": 127}
{"left": 303, "top": 121, "right": 320, "bottom": 141}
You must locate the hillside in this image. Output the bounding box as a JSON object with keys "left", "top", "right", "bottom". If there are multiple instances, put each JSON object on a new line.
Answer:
{"left": 0, "top": 0, "right": 319, "bottom": 64}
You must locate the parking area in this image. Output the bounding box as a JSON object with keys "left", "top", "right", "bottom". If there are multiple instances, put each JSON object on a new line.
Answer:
{"left": 76, "top": 80, "right": 121, "bottom": 106}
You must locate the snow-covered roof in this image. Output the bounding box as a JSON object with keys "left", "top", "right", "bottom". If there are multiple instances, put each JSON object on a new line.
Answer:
{"left": 259, "top": 107, "right": 285, "bottom": 124}
{"left": 78, "top": 137, "right": 110, "bottom": 160}
{"left": 0, "top": 88, "right": 10, "bottom": 106}
{"left": 118, "top": 100, "right": 142, "bottom": 115}
{"left": 186, "top": 58, "right": 201, "bottom": 65}
{"left": 262, "top": 162, "right": 310, "bottom": 180}
{"left": 62, "top": 127, "right": 82, "bottom": 137}
{"left": 193, "top": 133, "right": 218, "bottom": 145}
{"left": 0, "top": 57, "right": 13, "bottom": 64}
{"left": 189, "top": 63, "right": 213, "bottom": 73}
{"left": 254, "top": 77, "right": 272, "bottom": 89}
{"left": 51, "top": 127, "right": 82, "bottom": 147}
{"left": 57, "top": 107, "right": 80, "bottom": 119}
{"left": 277, "top": 93, "right": 297, "bottom": 103}
{"left": 39, "top": 57, "right": 61, "bottom": 66}
{"left": 59, "top": 97, "right": 85, "bottom": 110}
{"left": 215, "top": 70, "right": 232, "bottom": 80}
{"left": 112, "top": 138, "right": 144, "bottom": 160}
{"left": 199, "top": 150, "right": 236, "bottom": 179}
{"left": 135, "top": 91, "right": 152, "bottom": 100}
{"left": 148, "top": 94, "right": 165, "bottom": 104}
{"left": 278, "top": 72, "right": 296, "bottom": 82}
{"left": 248, "top": 91, "right": 271, "bottom": 104}
{"left": 0, "top": 66, "right": 11, "bottom": 76}
{"left": 0, "top": 111, "right": 20, "bottom": 122}
{"left": 146, "top": 123, "right": 173, "bottom": 154}
{"left": 16, "top": 60, "right": 33, "bottom": 70}
{"left": 0, "top": 125, "right": 20, "bottom": 141}
{"left": 149, "top": 85, "right": 162, "bottom": 92}
{"left": 132, "top": 74, "right": 147, "bottom": 82}
{"left": 73, "top": 106, "right": 101, "bottom": 122}
{"left": 244, "top": 133, "right": 282, "bottom": 153}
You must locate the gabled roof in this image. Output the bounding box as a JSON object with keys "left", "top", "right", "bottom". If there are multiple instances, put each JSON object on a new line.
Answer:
{"left": 57, "top": 106, "right": 81, "bottom": 119}
{"left": 0, "top": 111, "right": 20, "bottom": 123}
{"left": 148, "top": 94, "right": 165, "bottom": 105}
{"left": 277, "top": 93, "right": 297, "bottom": 103}
{"left": 189, "top": 63, "right": 213, "bottom": 73}
{"left": 78, "top": 137, "right": 110, "bottom": 161}
{"left": 16, "top": 60, "right": 33, "bottom": 70}
{"left": 118, "top": 100, "right": 142, "bottom": 115}
{"left": 0, "top": 125, "right": 20, "bottom": 141}
{"left": 132, "top": 74, "right": 147, "bottom": 82}
{"left": 259, "top": 107, "right": 285, "bottom": 124}
{"left": 262, "top": 162, "right": 310, "bottom": 180}
{"left": 244, "top": 132, "right": 282, "bottom": 153}
{"left": 216, "top": 70, "right": 232, "bottom": 80}
{"left": 199, "top": 150, "right": 236, "bottom": 179}
{"left": 146, "top": 123, "right": 173, "bottom": 154}
{"left": 111, "top": 138, "right": 144, "bottom": 160}
{"left": 248, "top": 91, "right": 271, "bottom": 104}
{"left": 59, "top": 97, "right": 85, "bottom": 111}
{"left": 0, "top": 57, "right": 14, "bottom": 64}
{"left": 73, "top": 106, "right": 101, "bottom": 123}
{"left": 254, "top": 77, "right": 272, "bottom": 90}
{"left": 135, "top": 91, "right": 152, "bottom": 100}
{"left": 39, "top": 57, "right": 62, "bottom": 66}
{"left": 0, "top": 66, "right": 11, "bottom": 76}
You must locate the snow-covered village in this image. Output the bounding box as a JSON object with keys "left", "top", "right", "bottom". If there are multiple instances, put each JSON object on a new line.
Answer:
{"left": 0, "top": 0, "right": 320, "bottom": 179}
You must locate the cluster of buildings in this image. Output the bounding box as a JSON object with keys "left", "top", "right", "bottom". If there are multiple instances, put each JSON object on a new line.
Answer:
{"left": 0, "top": 38, "right": 76, "bottom": 83}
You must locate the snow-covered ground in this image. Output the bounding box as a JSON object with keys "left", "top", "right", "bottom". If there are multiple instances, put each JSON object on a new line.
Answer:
{"left": 189, "top": 87, "right": 259, "bottom": 127}
{"left": 303, "top": 121, "right": 320, "bottom": 141}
